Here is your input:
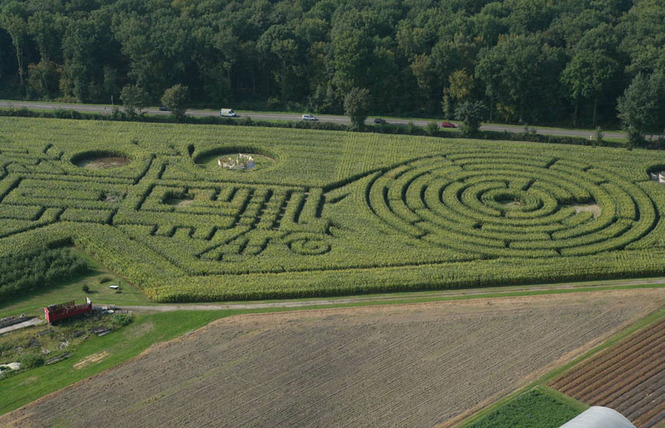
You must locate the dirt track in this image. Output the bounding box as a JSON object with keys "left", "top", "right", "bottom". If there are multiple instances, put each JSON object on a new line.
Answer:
{"left": 119, "top": 277, "right": 665, "bottom": 313}
{"left": 3, "top": 289, "right": 665, "bottom": 428}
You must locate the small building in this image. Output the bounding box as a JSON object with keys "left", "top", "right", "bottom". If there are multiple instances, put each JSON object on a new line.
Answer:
{"left": 559, "top": 406, "right": 636, "bottom": 428}
{"left": 649, "top": 171, "right": 665, "bottom": 184}
{"left": 218, "top": 154, "right": 255, "bottom": 170}
{"left": 44, "top": 297, "right": 92, "bottom": 324}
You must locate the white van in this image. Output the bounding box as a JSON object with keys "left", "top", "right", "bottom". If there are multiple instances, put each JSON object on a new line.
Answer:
{"left": 220, "top": 108, "right": 237, "bottom": 117}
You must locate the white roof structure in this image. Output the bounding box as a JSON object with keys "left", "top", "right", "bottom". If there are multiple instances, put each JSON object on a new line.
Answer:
{"left": 559, "top": 406, "right": 636, "bottom": 428}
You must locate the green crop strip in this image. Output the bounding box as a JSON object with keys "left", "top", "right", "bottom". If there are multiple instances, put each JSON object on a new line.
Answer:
{"left": 463, "top": 387, "right": 586, "bottom": 428}
{"left": 2, "top": 116, "right": 665, "bottom": 302}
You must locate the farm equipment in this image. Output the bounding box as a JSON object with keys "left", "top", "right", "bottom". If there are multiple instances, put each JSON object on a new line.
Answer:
{"left": 44, "top": 298, "right": 93, "bottom": 324}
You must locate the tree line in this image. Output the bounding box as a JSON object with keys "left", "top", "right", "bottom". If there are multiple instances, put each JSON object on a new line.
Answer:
{"left": 1, "top": 0, "right": 664, "bottom": 141}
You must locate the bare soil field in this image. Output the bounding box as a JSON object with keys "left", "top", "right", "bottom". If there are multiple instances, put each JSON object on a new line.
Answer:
{"left": 550, "top": 317, "right": 665, "bottom": 428}
{"left": 3, "top": 289, "right": 665, "bottom": 428}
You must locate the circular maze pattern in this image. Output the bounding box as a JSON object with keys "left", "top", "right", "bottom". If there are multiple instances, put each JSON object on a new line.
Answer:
{"left": 366, "top": 152, "right": 658, "bottom": 258}
{"left": 286, "top": 233, "right": 332, "bottom": 256}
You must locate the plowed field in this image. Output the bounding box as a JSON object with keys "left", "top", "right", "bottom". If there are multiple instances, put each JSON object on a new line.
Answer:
{"left": 3, "top": 289, "right": 665, "bottom": 428}
{"left": 550, "top": 317, "right": 665, "bottom": 428}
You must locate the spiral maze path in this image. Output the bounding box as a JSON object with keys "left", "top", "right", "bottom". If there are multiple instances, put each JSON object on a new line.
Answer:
{"left": 366, "top": 152, "right": 658, "bottom": 258}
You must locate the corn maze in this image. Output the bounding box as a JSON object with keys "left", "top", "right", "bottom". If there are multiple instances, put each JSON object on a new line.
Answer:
{"left": 366, "top": 153, "right": 656, "bottom": 257}
{"left": 2, "top": 117, "right": 665, "bottom": 301}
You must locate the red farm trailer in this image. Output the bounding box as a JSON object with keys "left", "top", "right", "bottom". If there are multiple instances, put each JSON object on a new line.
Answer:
{"left": 44, "top": 297, "right": 92, "bottom": 324}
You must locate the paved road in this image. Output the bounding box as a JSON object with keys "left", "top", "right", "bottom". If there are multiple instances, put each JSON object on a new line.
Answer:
{"left": 0, "top": 317, "right": 44, "bottom": 335}
{"left": 118, "top": 276, "right": 665, "bottom": 313}
{"left": 0, "top": 99, "right": 626, "bottom": 140}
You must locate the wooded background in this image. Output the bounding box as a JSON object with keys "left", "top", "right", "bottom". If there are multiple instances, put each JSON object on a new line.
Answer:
{"left": 1, "top": 0, "right": 664, "bottom": 129}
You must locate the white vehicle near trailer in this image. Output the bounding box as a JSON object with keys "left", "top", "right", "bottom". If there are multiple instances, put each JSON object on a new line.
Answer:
{"left": 220, "top": 108, "right": 237, "bottom": 117}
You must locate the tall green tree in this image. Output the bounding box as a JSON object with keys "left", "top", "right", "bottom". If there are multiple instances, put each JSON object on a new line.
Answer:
{"left": 344, "top": 87, "right": 370, "bottom": 129}
{"left": 456, "top": 100, "right": 487, "bottom": 136}
{"left": 161, "top": 84, "right": 188, "bottom": 119}
{"left": 330, "top": 8, "right": 373, "bottom": 95}
{"left": 561, "top": 51, "right": 618, "bottom": 125}
{"left": 618, "top": 0, "right": 665, "bottom": 75}
{"left": 27, "top": 10, "right": 64, "bottom": 63}
{"left": 120, "top": 84, "right": 150, "bottom": 116}
{"left": 113, "top": 9, "right": 194, "bottom": 99}
{"left": 208, "top": 26, "right": 240, "bottom": 103}
{"left": 617, "top": 72, "right": 665, "bottom": 146}
{"left": 331, "top": 28, "right": 371, "bottom": 94}
{"left": 27, "top": 60, "right": 59, "bottom": 99}
{"left": 444, "top": 69, "right": 475, "bottom": 119}
{"left": 257, "top": 25, "right": 304, "bottom": 105}
{"left": 60, "top": 10, "right": 117, "bottom": 102}
{"left": 0, "top": 1, "right": 28, "bottom": 89}
{"left": 476, "top": 34, "right": 565, "bottom": 123}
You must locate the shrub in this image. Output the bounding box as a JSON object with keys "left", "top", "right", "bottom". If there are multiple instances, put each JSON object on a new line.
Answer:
{"left": 456, "top": 100, "right": 487, "bottom": 136}
{"left": 120, "top": 84, "right": 150, "bottom": 116}
{"left": 425, "top": 121, "right": 439, "bottom": 136}
{"left": 161, "top": 84, "right": 189, "bottom": 119}
{"left": 20, "top": 353, "right": 45, "bottom": 370}
{"left": 111, "top": 314, "right": 133, "bottom": 327}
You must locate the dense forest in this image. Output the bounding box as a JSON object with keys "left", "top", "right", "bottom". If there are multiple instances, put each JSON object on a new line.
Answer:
{"left": 0, "top": 0, "right": 664, "bottom": 129}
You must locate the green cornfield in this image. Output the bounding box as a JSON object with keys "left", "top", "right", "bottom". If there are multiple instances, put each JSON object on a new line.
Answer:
{"left": 2, "top": 116, "right": 665, "bottom": 301}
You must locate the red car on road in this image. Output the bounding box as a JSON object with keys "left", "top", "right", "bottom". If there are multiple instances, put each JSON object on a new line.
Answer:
{"left": 441, "top": 121, "right": 457, "bottom": 128}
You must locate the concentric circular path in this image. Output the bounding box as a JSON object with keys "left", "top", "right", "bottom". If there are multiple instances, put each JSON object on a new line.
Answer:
{"left": 366, "top": 152, "right": 657, "bottom": 257}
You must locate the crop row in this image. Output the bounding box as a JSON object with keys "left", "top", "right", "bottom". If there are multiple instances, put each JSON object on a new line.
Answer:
{"left": 113, "top": 183, "right": 327, "bottom": 237}
{"left": 550, "top": 319, "right": 665, "bottom": 427}
{"left": 142, "top": 246, "right": 665, "bottom": 301}
{"left": 0, "top": 208, "right": 62, "bottom": 238}
{"left": 363, "top": 154, "right": 658, "bottom": 257}
{"left": 117, "top": 225, "right": 335, "bottom": 275}
{"left": 3, "top": 117, "right": 665, "bottom": 301}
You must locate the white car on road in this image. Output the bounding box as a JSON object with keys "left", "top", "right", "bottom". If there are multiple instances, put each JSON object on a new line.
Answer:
{"left": 302, "top": 114, "right": 318, "bottom": 121}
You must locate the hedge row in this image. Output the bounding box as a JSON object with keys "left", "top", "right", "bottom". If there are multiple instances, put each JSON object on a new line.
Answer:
{"left": 0, "top": 107, "right": 627, "bottom": 150}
